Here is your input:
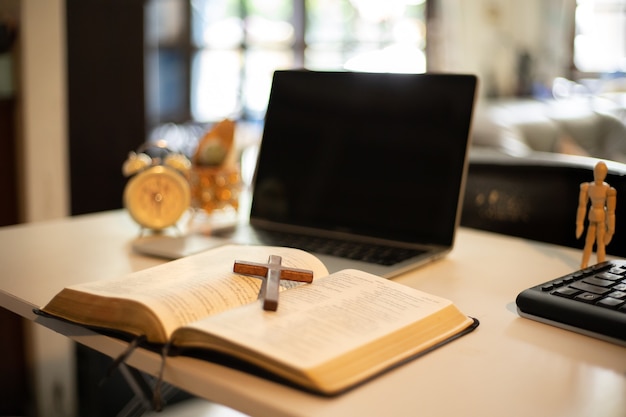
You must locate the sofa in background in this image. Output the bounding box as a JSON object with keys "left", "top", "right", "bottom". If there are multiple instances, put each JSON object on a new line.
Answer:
{"left": 470, "top": 97, "right": 626, "bottom": 162}
{"left": 464, "top": 96, "right": 626, "bottom": 257}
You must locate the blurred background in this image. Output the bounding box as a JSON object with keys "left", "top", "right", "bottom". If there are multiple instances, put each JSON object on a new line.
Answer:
{"left": 0, "top": 1, "right": 625, "bottom": 416}
{"left": 2, "top": 0, "right": 625, "bottom": 225}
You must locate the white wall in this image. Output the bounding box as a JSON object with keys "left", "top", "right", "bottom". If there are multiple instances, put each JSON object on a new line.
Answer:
{"left": 13, "top": 1, "right": 76, "bottom": 416}
{"left": 17, "top": 0, "right": 69, "bottom": 223}
{"left": 432, "top": 0, "right": 576, "bottom": 97}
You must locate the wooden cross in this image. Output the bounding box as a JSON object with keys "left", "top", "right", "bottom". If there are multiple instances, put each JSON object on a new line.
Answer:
{"left": 233, "top": 255, "right": 314, "bottom": 311}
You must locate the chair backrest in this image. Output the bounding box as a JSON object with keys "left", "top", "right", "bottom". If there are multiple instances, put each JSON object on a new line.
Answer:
{"left": 462, "top": 151, "right": 626, "bottom": 257}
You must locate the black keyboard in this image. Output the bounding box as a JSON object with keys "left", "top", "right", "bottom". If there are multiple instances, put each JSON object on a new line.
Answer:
{"left": 254, "top": 230, "right": 425, "bottom": 266}
{"left": 516, "top": 260, "right": 626, "bottom": 346}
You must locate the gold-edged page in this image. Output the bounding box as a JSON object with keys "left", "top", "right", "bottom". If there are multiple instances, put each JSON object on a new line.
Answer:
{"left": 173, "top": 268, "right": 472, "bottom": 389}
{"left": 42, "top": 245, "right": 329, "bottom": 343}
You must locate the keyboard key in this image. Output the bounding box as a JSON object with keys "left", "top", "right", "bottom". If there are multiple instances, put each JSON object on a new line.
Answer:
{"left": 597, "top": 297, "right": 625, "bottom": 308}
{"left": 575, "top": 292, "right": 603, "bottom": 302}
{"left": 552, "top": 287, "right": 580, "bottom": 297}
{"left": 608, "top": 291, "right": 626, "bottom": 299}
{"left": 571, "top": 281, "right": 612, "bottom": 295}
{"left": 583, "top": 276, "right": 617, "bottom": 287}
{"left": 595, "top": 272, "right": 623, "bottom": 281}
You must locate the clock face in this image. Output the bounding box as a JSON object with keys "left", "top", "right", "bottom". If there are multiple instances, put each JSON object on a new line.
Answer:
{"left": 123, "top": 165, "right": 191, "bottom": 230}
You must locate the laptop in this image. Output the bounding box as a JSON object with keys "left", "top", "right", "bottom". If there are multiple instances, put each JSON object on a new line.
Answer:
{"left": 222, "top": 70, "right": 478, "bottom": 278}
{"left": 135, "top": 70, "right": 477, "bottom": 277}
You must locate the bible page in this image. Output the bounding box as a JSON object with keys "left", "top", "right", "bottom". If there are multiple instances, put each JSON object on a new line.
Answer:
{"left": 176, "top": 268, "right": 470, "bottom": 368}
{"left": 55, "top": 245, "right": 329, "bottom": 338}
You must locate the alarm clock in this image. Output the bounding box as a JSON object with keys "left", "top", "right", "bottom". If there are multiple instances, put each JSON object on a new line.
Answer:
{"left": 122, "top": 142, "right": 192, "bottom": 231}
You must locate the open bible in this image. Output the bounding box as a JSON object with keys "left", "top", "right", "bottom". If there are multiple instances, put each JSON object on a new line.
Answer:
{"left": 39, "top": 244, "right": 478, "bottom": 395}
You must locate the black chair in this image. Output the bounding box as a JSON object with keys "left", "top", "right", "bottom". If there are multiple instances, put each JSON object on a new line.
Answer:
{"left": 462, "top": 152, "right": 626, "bottom": 257}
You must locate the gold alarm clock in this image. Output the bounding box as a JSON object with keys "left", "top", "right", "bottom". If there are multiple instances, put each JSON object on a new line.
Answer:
{"left": 122, "top": 142, "right": 192, "bottom": 231}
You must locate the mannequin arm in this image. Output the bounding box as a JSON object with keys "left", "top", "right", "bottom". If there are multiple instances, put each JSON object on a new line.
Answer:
{"left": 605, "top": 187, "right": 617, "bottom": 244}
{"left": 576, "top": 183, "right": 589, "bottom": 239}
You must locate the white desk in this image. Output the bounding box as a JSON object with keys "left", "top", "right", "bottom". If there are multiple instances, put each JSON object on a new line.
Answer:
{"left": 1, "top": 210, "right": 625, "bottom": 417}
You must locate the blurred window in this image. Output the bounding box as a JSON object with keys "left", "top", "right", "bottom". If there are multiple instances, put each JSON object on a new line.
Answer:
{"left": 575, "top": 0, "right": 626, "bottom": 73}
{"left": 146, "top": 0, "right": 427, "bottom": 124}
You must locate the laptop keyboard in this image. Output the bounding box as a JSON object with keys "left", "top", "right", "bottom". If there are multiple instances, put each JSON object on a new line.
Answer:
{"left": 516, "top": 260, "right": 626, "bottom": 346}
{"left": 254, "top": 230, "right": 425, "bottom": 266}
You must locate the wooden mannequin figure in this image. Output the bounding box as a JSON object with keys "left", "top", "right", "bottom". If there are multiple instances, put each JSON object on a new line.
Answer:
{"left": 576, "top": 161, "right": 617, "bottom": 268}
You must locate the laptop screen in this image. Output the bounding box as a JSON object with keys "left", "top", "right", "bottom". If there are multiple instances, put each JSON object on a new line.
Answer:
{"left": 250, "top": 70, "right": 477, "bottom": 247}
